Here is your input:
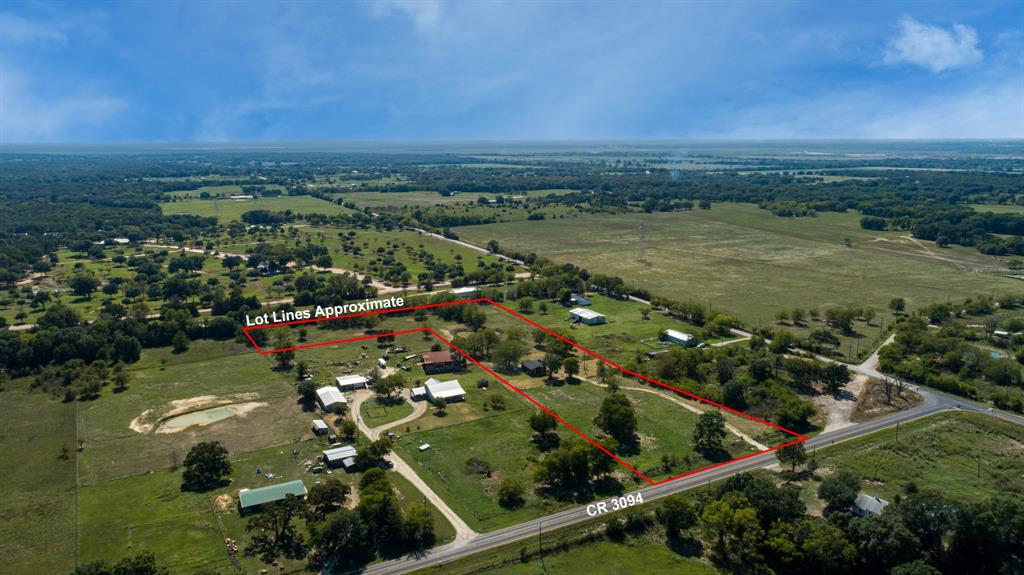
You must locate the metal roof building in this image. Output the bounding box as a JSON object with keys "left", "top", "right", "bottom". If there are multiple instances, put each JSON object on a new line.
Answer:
{"left": 570, "top": 307, "right": 606, "bottom": 325}
{"left": 664, "top": 329, "right": 697, "bottom": 347}
{"left": 853, "top": 493, "right": 890, "bottom": 517}
{"left": 311, "top": 419, "right": 329, "bottom": 435}
{"left": 424, "top": 377, "right": 466, "bottom": 402}
{"left": 238, "top": 479, "right": 306, "bottom": 513}
{"left": 316, "top": 386, "right": 347, "bottom": 410}
{"left": 323, "top": 445, "right": 359, "bottom": 469}
{"left": 335, "top": 374, "right": 369, "bottom": 391}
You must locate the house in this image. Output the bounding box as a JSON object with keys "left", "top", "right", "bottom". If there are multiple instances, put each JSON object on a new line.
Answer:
{"left": 570, "top": 307, "right": 606, "bottom": 325}
{"left": 852, "top": 494, "right": 890, "bottom": 517}
{"left": 570, "top": 294, "right": 592, "bottom": 306}
{"left": 316, "top": 386, "right": 347, "bottom": 411}
{"left": 663, "top": 329, "right": 698, "bottom": 347}
{"left": 993, "top": 330, "right": 1011, "bottom": 338}
{"left": 335, "top": 374, "right": 369, "bottom": 391}
{"left": 521, "top": 359, "right": 545, "bottom": 377}
{"left": 323, "top": 445, "right": 359, "bottom": 470}
{"left": 238, "top": 480, "right": 306, "bottom": 514}
{"left": 421, "top": 350, "right": 461, "bottom": 374}
{"left": 111, "top": 237, "right": 131, "bottom": 245}
{"left": 311, "top": 419, "right": 329, "bottom": 435}
{"left": 410, "top": 386, "right": 427, "bottom": 401}
{"left": 451, "top": 286, "right": 480, "bottom": 298}
{"left": 229, "top": 194, "right": 255, "bottom": 200}
{"left": 424, "top": 377, "right": 466, "bottom": 403}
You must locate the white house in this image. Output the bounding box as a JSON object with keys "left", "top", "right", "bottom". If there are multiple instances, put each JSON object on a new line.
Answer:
{"left": 570, "top": 307, "right": 606, "bottom": 325}
{"left": 424, "top": 377, "right": 466, "bottom": 403}
{"left": 323, "top": 445, "right": 358, "bottom": 470}
{"left": 316, "top": 386, "right": 347, "bottom": 410}
{"left": 335, "top": 374, "right": 369, "bottom": 391}
{"left": 664, "top": 329, "right": 698, "bottom": 347}
{"left": 451, "top": 286, "right": 480, "bottom": 298}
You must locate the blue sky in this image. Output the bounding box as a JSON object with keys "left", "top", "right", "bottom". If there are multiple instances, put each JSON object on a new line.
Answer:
{"left": 0, "top": 0, "right": 1020, "bottom": 142}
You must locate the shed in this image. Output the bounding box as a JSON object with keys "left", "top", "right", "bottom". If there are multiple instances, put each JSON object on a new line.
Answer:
{"left": 424, "top": 377, "right": 466, "bottom": 403}
{"left": 335, "top": 374, "right": 369, "bottom": 391}
{"left": 238, "top": 480, "right": 306, "bottom": 513}
{"left": 570, "top": 307, "right": 606, "bottom": 325}
{"left": 570, "top": 294, "right": 592, "bottom": 306}
{"left": 316, "top": 386, "right": 347, "bottom": 410}
{"left": 411, "top": 386, "right": 427, "bottom": 401}
{"left": 853, "top": 494, "right": 890, "bottom": 517}
{"left": 311, "top": 419, "right": 329, "bottom": 435}
{"left": 664, "top": 329, "right": 698, "bottom": 347}
{"left": 323, "top": 445, "right": 358, "bottom": 470}
{"left": 451, "top": 286, "right": 480, "bottom": 298}
{"left": 521, "top": 359, "right": 545, "bottom": 377}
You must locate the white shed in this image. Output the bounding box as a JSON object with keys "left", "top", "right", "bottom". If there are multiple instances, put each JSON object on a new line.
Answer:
{"left": 335, "top": 374, "right": 369, "bottom": 391}
{"left": 570, "top": 307, "right": 606, "bottom": 325}
{"left": 316, "top": 386, "right": 347, "bottom": 410}
{"left": 424, "top": 378, "right": 466, "bottom": 403}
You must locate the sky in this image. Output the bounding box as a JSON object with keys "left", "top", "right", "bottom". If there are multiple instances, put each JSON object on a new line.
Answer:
{"left": 0, "top": 0, "right": 1021, "bottom": 142}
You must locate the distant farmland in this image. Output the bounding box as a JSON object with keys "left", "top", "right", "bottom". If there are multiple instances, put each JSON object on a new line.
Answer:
{"left": 160, "top": 194, "right": 352, "bottom": 222}
{"left": 455, "top": 203, "right": 1019, "bottom": 326}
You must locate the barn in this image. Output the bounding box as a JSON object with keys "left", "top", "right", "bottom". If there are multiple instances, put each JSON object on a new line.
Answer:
{"left": 570, "top": 307, "right": 606, "bottom": 325}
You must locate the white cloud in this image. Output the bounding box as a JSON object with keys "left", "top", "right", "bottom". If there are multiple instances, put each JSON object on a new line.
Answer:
{"left": 0, "top": 12, "right": 67, "bottom": 44}
{"left": 884, "top": 16, "right": 982, "bottom": 73}
{"left": 366, "top": 0, "right": 443, "bottom": 35}
{"left": 0, "top": 63, "right": 126, "bottom": 142}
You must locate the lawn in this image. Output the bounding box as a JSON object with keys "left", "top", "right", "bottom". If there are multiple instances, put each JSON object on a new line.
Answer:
{"left": 360, "top": 396, "right": 415, "bottom": 427}
{"left": 810, "top": 411, "right": 1024, "bottom": 502}
{"left": 160, "top": 194, "right": 353, "bottom": 222}
{"left": 454, "top": 203, "right": 1016, "bottom": 330}
{"left": 459, "top": 540, "right": 718, "bottom": 575}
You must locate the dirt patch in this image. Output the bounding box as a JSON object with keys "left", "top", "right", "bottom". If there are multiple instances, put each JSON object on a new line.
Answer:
{"left": 214, "top": 494, "right": 233, "bottom": 511}
{"left": 129, "top": 409, "right": 156, "bottom": 433}
{"left": 129, "top": 393, "right": 264, "bottom": 434}
{"left": 851, "top": 379, "right": 923, "bottom": 423}
{"left": 155, "top": 401, "right": 268, "bottom": 434}
{"left": 813, "top": 374, "right": 868, "bottom": 434}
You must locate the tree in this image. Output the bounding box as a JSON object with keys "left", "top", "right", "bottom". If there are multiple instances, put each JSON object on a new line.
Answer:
{"left": 693, "top": 410, "right": 726, "bottom": 452}
{"left": 700, "top": 491, "right": 764, "bottom": 564}
{"left": 461, "top": 304, "right": 487, "bottom": 330}
{"left": 562, "top": 357, "right": 580, "bottom": 381}
{"left": 246, "top": 495, "right": 305, "bottom": 560}
{"left": 297, "top": 380, "right": 317, "bottom": 404}
{"left": 403, "top": 504, "right": 436, "bottom": 550}
{"left": 820, "top": 363, "right": 850, "bottom": 395}
{"left": 171, "top": 331, "right": 189, "bottom": 354}
{"left": 890, "top": 297, "right": 907, "bottom": 313}
{"left": 181, "top": 441, "right": 231, "bottom": 491}
{"left": 656, "top": 495, "right": 697, "bottom": 538}
{"left": 305, "top": 479, "right": 350, "bottom": 522}
{"left": 308, "top": 508, "right": 372, "bottom": 568}
{"left": 818, "top": 469, "right": 861, "bottom": 513}
{"left": 432, "top": 396, "right": 447, "bottom": 416}
{"left": 497, "top": 478, "right": 526, "bottom": 508}
{"left": 112, "top": 364, "right": 130, "bottom": 393}
{"left": 69, "top": 274, "right": 100, "bottom": 299}
{"left": 71, "top": 551, "right": 170, "bottom": 575}
{"left": 492, "top": 338, "right": 526, "bottom": 371}
{"left": 891, "top": 561, "right": 942, "bottom": 575}
{"left": 373, "top": 374, "right": 405, "bottom": 400}
{"left": 775, "top": 442, "right": 807, "bottom": 472}
{"left": 529, "top": 411, "right": 558, "bottom": 435}
{"left": 543, "top": 352, "right": 563, "bottom": 378}
{"left": 594, "top": 392, "right": 637, "bottom": 444}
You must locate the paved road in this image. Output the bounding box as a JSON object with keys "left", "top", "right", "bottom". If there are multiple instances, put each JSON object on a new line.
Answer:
{"left": 352, "top": 335, "right": 1024, "bottom": 575}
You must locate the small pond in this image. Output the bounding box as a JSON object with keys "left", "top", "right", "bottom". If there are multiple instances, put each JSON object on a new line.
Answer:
{"left": 162, "top": 405, "right": 238, "bottom": 430}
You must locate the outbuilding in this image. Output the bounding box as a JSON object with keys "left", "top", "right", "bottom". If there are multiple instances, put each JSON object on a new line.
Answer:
{"left": 570, "top": 307, "right": 606, "bottom": 325}
{"left": 421, "top": 350, "right": 461, "bottom": 374}
{"left": 424, "top": 377, "right": 466, "bottom": 403}
{"left": 570, "top": 294, "right": 592, "bottom": 306}
{"left": 663, "top": 329, "right": 698, "bottom": 347}
{"left": 316, "top": 386, "right": 347, "bottom": 411}
{"left": 311, "top": 419, "right": 329, "bottom": 435}
{"left": 411, "top": 386, "right": 427, "bottom": 401}
{"left": 238, "top": 480, "right": 307, "bottom": 514}
{"left": 451, "top": 286, "right": 480, "bottom": 298}
{"left": 521, "top": 359, "right": 545, "bottom": 377}
{"left": 323, "top": 445, "right": 359, "bottom": 470}
{"left": 335, "top": 374, "right": 369, "bottom": 391}
{"left": 852, "top": 493, "right": 889, "bottom": 517}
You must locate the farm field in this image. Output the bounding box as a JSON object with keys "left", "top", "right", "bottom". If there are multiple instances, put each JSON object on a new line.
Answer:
{"left": 970, "top": 203, "right": 1024, "bottom": 214}
{"left": 807, "top": 411, "right": 1024, "bottom": 503}
{"left": 160, "top": 194, "right": 352, "bottom": 222}
{"left": 454, "top": 203, "right": 1018, "bottom": 328}
{"left": 332, "top": 189, "right": 577, "bottom": 208}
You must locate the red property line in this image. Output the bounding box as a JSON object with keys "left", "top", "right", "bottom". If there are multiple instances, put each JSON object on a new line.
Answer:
{"left": 242, "top": 297, "right": 808, "bottom": 486}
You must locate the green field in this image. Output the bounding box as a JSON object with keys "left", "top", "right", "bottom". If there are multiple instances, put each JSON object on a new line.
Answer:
{"left": 361, "top": 396, "right": 415, "bottom": 427}
{"left": 160, "top": 195, "right": 352, "bottom": 222}
{"left": 971, "top": 203, "right": 1024, "bottom": 214}
{"left": 333, "top": 189, "right": 577, "bottom": 208}
{"left": 811, "top": 411, "right": 1024, "bottom": 502}
{"left": 454, "top": 203, "right": 1018, "bottom": 327}
{"left": 466, "top": 540, "right": 717, "bottom": 575}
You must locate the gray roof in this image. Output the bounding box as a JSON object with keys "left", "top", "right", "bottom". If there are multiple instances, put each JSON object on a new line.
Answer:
{"left": 854, "top": 493, "right": 889, "bottom": 515}
{"left": 323, "top": 445, "right": 358, "bottom": 462}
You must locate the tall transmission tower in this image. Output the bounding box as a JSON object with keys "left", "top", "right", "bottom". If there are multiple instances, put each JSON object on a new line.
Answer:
{"left": 639, "top": 222, "right": 648, "bottom": 264}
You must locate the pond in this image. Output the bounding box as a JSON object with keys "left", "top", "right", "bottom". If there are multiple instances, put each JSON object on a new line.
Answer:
{"left": 161, "top": 405, "right": 239, "bottom": 430}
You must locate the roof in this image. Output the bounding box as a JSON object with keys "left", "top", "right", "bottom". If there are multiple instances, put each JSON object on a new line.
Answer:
{"left": 422, "top": 350, "right": 455, "bottom": 364}
{"left": 854, "top": 493, "right": 889, "bottom": 515}
{"left": 316, "top": 386, "right": 346, "bottom": 406}
{"left": 570, "top": 307, "right": 605, "bottom": 320}
{"left": 665, "top": 329, "right": 695, "bottom": 342}
{"left": 311, "top": 419, "right": 328, "bottom": 430}
{"left": 425, "top": 378, "right": 466, "bottom": 400}
{"left": 522, "top": 359, "right": 543, "bottom": 370}
{"left": 335, "top": 374, "right": 369, "bottom": 387}
{"left": 411, "top": 386, "right": 427, "bottom": 396}
{"left": 451, "top": 286, "right": 479, "bottom": 294}
{"left": 238, "top": 480, "right": 306, "bottom": 509}
{"left": 323, "top": 445, "right": 358, "bottom": 462}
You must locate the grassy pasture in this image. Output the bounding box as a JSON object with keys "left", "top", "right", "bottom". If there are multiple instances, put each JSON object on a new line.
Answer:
{"left": 160, "top": 195, "right": 352, "bottom": 222}
{"left": 332, "top": 189, "right": 577, "bottom": 208}
{"left": 454, "top": 203, "right": 1018, "bottom": 329}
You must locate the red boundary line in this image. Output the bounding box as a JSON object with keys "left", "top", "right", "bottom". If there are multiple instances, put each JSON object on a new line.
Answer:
{"left": 242, "top": 297, "right": 808, "bottom": 486}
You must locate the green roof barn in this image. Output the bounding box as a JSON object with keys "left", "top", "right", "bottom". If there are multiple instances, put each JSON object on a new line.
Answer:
{"left": 238, "top": 479, "right": 307, "bottom": 513}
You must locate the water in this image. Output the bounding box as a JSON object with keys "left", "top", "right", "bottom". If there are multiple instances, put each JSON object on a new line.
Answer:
{"left": 162, "top": 406, "right": 238, "bottom": 429}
